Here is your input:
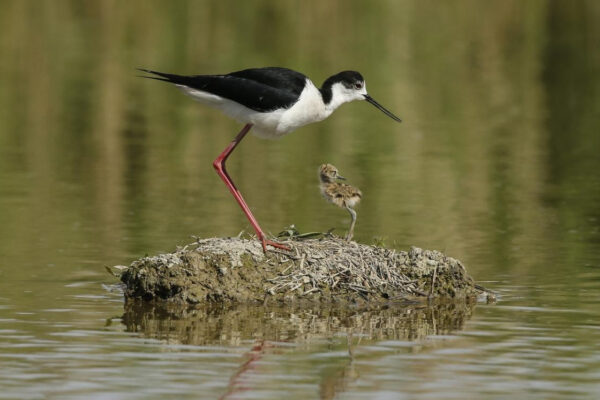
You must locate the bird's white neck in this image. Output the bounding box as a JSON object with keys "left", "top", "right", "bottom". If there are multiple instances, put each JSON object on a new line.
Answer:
{"left": 321, "top": 82, "right": 367, "bottom": 116}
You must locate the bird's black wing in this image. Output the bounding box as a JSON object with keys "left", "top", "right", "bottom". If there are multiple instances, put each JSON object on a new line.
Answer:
{"left": 138, "top": 67, "right": 307, "bottom": 112}
{"left": 227, "top": 67, "right": 307, "bottom": 97}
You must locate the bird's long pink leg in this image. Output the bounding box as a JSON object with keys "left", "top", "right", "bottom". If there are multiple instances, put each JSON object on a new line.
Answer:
{"left": 212, "top": 123, "right": 290, "bottom": 253}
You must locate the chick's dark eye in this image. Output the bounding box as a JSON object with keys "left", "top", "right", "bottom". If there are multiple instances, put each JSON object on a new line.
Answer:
{"left": 354, "top": 82, "right": 363, "bottom": 89}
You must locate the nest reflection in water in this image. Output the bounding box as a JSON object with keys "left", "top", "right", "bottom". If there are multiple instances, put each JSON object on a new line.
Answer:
{"left": 122, "top": 300, "right": 476, "bottom": 346}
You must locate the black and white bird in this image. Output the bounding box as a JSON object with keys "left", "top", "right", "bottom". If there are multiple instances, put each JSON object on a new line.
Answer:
{"left": 139, "top": 67, "right": 401, "bottom": 252}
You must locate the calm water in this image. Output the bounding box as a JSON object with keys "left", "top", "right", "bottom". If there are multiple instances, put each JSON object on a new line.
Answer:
{"left": 1, "top": 1, "right": 600, "bottom": 399}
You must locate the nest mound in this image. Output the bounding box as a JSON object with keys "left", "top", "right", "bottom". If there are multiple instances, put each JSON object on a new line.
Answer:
{"left": 118, "top": 237, "right": 480, "bottom": 305}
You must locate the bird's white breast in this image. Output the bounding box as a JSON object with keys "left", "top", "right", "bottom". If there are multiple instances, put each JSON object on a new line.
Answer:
{"left": 275, "top": 80, "right": 330, "bottom": 135}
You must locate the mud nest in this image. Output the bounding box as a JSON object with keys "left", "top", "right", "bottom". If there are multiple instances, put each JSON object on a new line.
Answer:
{"left": 117, "top": 237, "right": 481, "bottom": 305}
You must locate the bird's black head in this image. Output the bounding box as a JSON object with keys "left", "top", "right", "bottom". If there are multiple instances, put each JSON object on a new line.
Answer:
{"left": 320, "top": 70, "right": 402, "bottom": 122}
{"left": 322, "top": 70, "right": 365, "bottom": 92}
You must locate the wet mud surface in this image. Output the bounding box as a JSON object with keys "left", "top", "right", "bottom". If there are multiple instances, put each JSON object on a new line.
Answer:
{"left": 119, "top": 237, "right": 483, "bottom": 306}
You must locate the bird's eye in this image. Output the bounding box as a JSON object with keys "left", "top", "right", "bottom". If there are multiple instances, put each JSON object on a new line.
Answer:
{"left": 354, "top": 82, "right": 363, "bottom": 89}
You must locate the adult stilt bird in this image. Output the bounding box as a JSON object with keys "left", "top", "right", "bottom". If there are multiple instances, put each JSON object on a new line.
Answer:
{"left": 139, "top": 67, "right": 401, "bottom": 252}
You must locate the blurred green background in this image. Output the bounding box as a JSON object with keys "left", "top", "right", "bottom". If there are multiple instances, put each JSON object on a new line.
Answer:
{"left": 1, "top": 0, "right": 598, "bottom": 277}
{"left": 0, "top": 1, "right": 599, "bottom": 398}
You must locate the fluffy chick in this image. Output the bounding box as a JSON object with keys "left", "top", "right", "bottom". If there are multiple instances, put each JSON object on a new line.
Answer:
{"left": 319, "top": 164, "right": 362, "bottom": 241}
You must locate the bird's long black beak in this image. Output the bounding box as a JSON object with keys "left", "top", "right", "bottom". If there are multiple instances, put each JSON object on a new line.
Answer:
{"left": 336, "top": 175, "right": 346, "bottom": 181}
{"left": 364, "top": 95, "right": 402, "bottom": 122}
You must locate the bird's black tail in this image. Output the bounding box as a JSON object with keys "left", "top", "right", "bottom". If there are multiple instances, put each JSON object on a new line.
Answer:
{"left": 136, "top": 68, "right": 190, "bottom": 85}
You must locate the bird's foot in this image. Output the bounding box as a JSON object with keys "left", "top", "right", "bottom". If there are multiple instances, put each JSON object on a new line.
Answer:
{"left": 260, "top": 237, "right": 291, "bottom": 253}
